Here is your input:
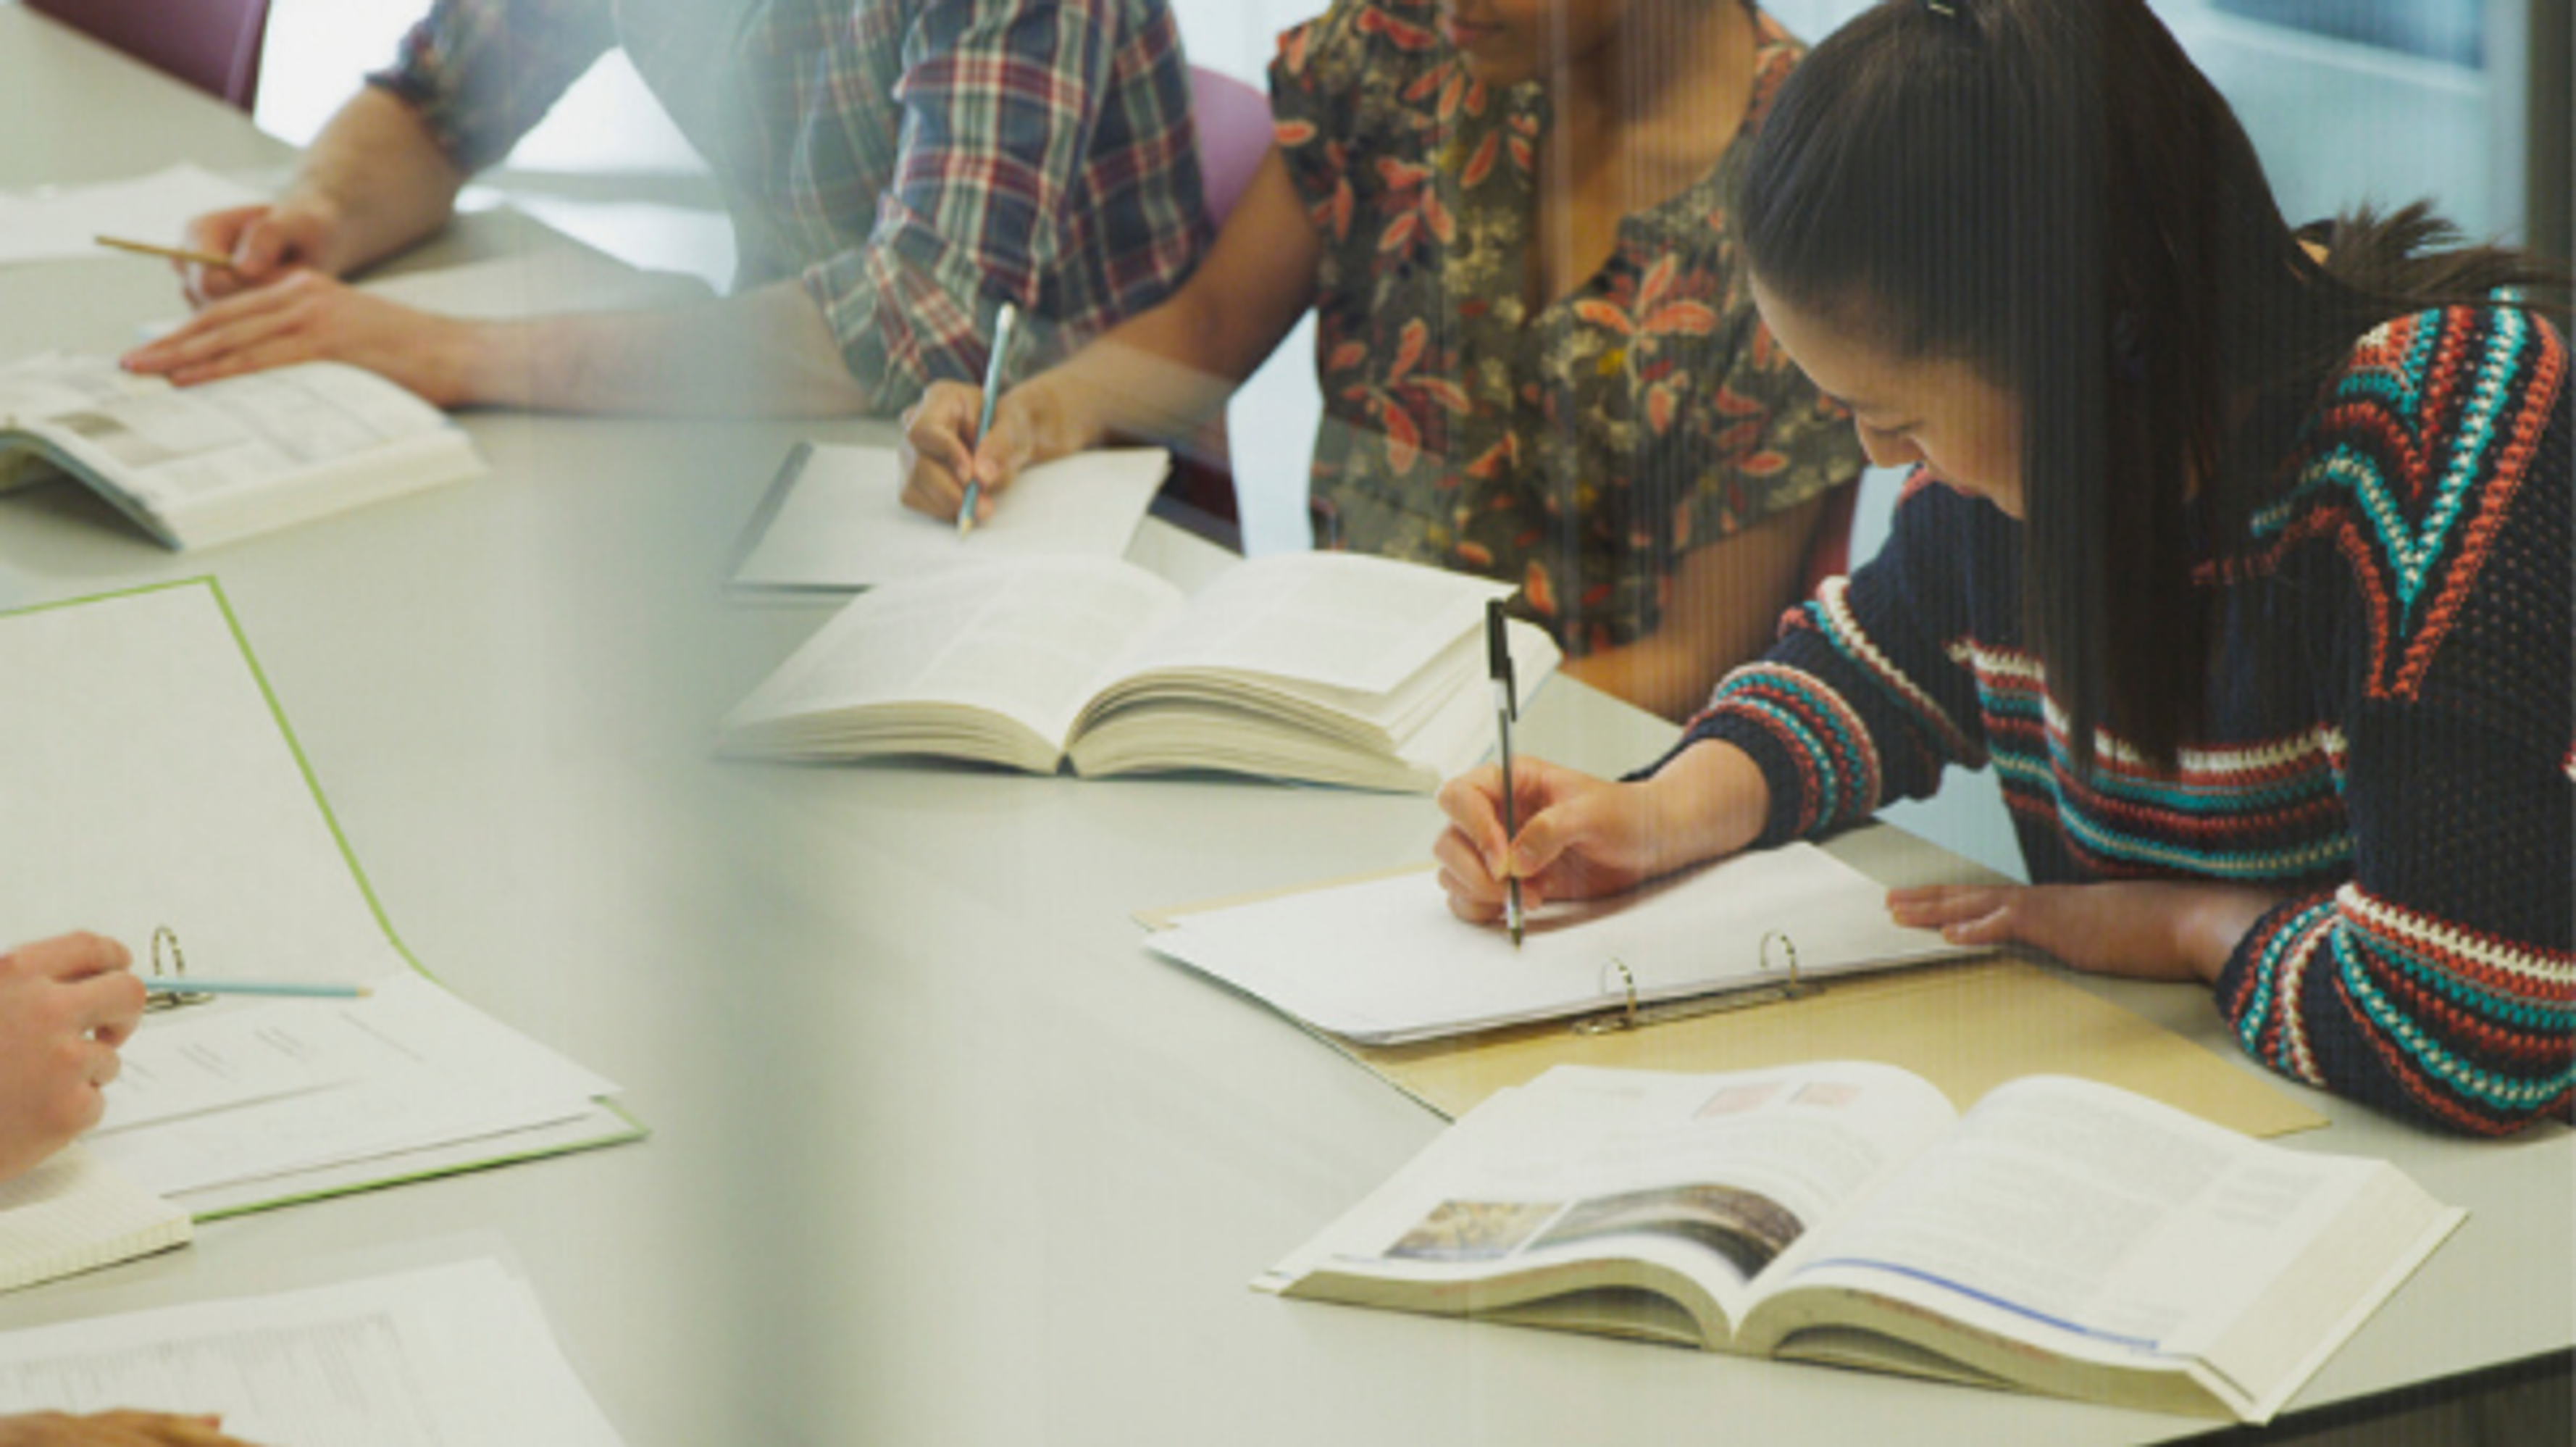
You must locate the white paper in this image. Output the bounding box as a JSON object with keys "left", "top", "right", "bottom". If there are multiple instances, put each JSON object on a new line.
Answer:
{"left": 729, "top": 444, "right": 1170, "bottom": 591}
{"left": 0, "top": 164, "right": 263, "bottom": 267}
{"left": 0, "top": 1259, "right": 626, "bottom": 1447}
{"left": 1148, "top": 843, "right": 1973, "bottom": 1043}
{"left": 87, "top": 976, "right": 620, "bottom": 1197}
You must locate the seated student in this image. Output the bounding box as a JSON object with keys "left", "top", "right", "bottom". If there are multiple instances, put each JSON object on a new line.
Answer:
{"left": 0, "top": 933, "right": 261, "bottom": 1447}
{"left": 1434, "top": 0, "right": 2571, "bottom": 1133}
{"left": 899, "top": 0, "right": 1865, "bottom": 719}
{"left": 120, "top": 0, "right": 1209, "bottom": 418}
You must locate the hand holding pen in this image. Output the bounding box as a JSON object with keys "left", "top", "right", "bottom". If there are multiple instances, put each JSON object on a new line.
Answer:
{"left": 895, "top": 304, "right": 1050, "bottom": 528}
{"left": 1486, "top": 601, "right": 1524, "bottom": 946}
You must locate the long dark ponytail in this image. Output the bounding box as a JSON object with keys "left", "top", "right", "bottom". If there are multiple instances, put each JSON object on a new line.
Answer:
{"left": 1739, "top": 0, "right": 2565, "bottom": 770}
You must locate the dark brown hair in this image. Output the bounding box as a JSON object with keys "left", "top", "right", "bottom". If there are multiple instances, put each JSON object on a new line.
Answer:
{"left": 1739, "top": 0, "right": 2566, "bottom": 769}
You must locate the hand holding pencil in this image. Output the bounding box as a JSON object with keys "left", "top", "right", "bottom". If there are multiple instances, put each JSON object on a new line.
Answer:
{"left": 896, "top": 305, "right": 1066, "bottom": 529}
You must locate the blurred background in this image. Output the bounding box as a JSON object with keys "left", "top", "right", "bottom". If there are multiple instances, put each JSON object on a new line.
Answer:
{"left": 244, "top": 0, "right": 2569, "bottom": 874}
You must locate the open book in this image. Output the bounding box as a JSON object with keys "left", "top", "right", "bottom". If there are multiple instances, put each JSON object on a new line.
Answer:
{"left": 0, "top": 351, "right": 484, "bottom": 549}
{"left": 1262, "top": 1062, "right": 2459, "bottom": 1423}
{"left": 1146, "top": 843, "right": 1975, "bottom": 1042}
{"left": 719, "top": 551, "right": 1562, "bottom": 793}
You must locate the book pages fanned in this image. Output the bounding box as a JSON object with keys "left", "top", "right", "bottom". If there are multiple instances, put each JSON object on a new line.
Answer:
{"left": 0, "top": 1148, "right": 189, "bottom": 1294}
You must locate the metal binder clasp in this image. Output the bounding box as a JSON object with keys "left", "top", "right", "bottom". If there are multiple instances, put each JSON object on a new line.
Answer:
{"left": 143, "top": 925, "right": 210, "bottom": 1012}
{"left": 1571, "top": 930, "right": 1811, "bottom": 1035}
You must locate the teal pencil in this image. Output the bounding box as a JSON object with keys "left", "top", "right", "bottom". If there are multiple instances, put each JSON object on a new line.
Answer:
{"left": 143, "top": 979, "right": 372, "bottom": 1000}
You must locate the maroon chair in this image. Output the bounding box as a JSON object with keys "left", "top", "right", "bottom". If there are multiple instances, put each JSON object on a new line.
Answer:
{"left": 30, "top": 0, "right": 274, "bottom": 112}
{"left": 1189, "top": 65, "right": 1274, "bottom": 228}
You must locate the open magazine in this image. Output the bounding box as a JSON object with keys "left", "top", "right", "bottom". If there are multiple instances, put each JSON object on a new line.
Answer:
{"left": 1260, "top": 1062, "right": 2458, "bottom": 1422}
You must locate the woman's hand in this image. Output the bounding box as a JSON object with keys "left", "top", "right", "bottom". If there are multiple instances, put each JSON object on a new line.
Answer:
{"left": 1887, "top": 880, "right": 2291, "bottom": 985}
{"left": 177, "top": 197, "right": 348, "bottom": 305}
{"left": 897, "top": 380, "right": 1069, "bottom": 525}
{"left": 0, "top": 933, "right": 143, "bottom": 1183}
{"left": 120, "top": 273, "right": 475, "bottom": 404}
{"left": 1432, "top": 743, "right": 1772, "bottom": 924}
{"left": 0, "top": 1411, "right": 263, "bottom": 1446}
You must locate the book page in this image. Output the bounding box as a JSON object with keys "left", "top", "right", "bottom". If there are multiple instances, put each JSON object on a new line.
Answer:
{"left": 730, "top": 445, "right": 1170, "bottom": 591}
{"left": 721, "top": 558, "right": 1187, "bottom": 751}
{"left": 1764, "top": 1075, "right": 2398, "bottom": 1388}
{"left": 0, "top": 1259, "right": 625, "bottom": 1447}
{"left": 1266, "top": 1063, "right": 1956, "bottom": 1332}
{"left": 1147, "top": 844, "right": 1969, "bottom": 1043}
{"left": 0, "top": 1148, "right": 189, "bottom": 1294}
{"left": 2, "top": 356, "right": 459, "bottom": 512}
{"left": 1107, "top": 552, "right": 1507, "bottom": 696}
{"left": 0, "top": 164, "right": 263, "bottom": 267}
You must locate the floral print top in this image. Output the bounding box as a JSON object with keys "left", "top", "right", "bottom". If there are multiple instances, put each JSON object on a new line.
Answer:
{"left": 1270, "top": 0, "right": 1863, "bottom": 656}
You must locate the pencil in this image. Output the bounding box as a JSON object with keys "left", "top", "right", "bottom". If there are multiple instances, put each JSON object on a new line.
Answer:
{"left": 143, "top": 978, "right": 372, "bottom": 1000}
{"left": 94, "top": 235, "right": 237, "bottom": 270}
{"left": 960, "top": 301, "right": 1019, "bottom": 538}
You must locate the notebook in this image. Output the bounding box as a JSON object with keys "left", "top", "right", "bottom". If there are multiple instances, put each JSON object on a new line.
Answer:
{"left": 0, "top": 1148, "right": 190, "bottom": 1293}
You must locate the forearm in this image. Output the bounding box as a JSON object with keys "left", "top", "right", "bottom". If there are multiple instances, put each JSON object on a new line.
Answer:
{"left": 282, "top": 88, "right": 470, "bottom": 275}
{"left": 453, "top": 282, "right": 869, "bottom": 416}
{"left": 1634, "top": 740, "right": 1772, "bottom": 876}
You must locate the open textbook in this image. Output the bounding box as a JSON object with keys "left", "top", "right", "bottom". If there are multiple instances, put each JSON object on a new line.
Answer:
{"left": 720, "top": 551, "right": 1563, "bottom": 792}
{"left": 0, "top": 580, "right": 635, "bottom": 1219}
{"left": 729, "top": 443, "right": 1172, "bottom": 594}
{"left": 1262, "top": 1062, "right": 2460, "bottom": 1423}
{"left": 1147, "top": 844, "right": 1975, "bottom": 1043}
{"left": 0, "top": 1257, "right": 627, "bottom": 1446}
{"left": 0, "top": 351, "right": 484, "bottom": 549}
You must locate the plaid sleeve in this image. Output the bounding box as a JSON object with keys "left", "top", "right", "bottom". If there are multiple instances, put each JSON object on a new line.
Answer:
{"left": 1645, "top": 473, "right": 1996, "bottom": 844}
{"left": 366, "top": 0, "right": 617, "bottom": 173}
{"left": 800, "top": 0, "right": 1191, "bottom": 410}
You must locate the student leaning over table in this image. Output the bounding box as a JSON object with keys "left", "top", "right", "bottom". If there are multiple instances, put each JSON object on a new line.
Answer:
{"left": 1434, "top": 0, "right": 2573, "bottom": 1134}
{"left": 120, "top": 0, "right": 1209, "bottom": 418}
{"left": 0, "top": 934, "right": 264, "bottom": 1447}
{"left": 899, "top": 0, "right": 1865, "bottom": 720}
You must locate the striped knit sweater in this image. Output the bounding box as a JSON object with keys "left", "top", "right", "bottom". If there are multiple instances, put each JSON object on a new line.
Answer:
{"left": 1669, "top": 303, "right": 2572, "bottom": 1135}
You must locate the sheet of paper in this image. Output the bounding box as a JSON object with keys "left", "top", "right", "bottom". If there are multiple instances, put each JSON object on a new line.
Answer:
{"left": 729, "top": 444, "right": 1170, "bottom": 591}
{"left": 0, "top": 164, "right": 264, "bottom": 267}
{"left": 0, "top": 1258, "right": 627, "bottom": 1447}
{"left": 86, "top": 975, "right": 622, "bottom": 1197}
{"left": 1148, "top": 843, "right": 1973, "bottom": 1043}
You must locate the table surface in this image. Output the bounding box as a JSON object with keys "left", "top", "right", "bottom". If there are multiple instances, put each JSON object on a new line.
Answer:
{"left": 1, "top": 9, "right": 2567, "bottom": 1444}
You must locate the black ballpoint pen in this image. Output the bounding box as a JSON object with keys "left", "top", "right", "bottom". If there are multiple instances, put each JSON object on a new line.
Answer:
{"left": 1486, "top": 599, "right": 1523, "bottom": 946}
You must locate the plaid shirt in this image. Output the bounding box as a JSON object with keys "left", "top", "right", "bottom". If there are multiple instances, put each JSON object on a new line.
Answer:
{"left": 371, "top": 0, "right": 1210, "bottom": 409}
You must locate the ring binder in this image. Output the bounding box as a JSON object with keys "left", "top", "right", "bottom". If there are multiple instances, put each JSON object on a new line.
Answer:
{"left": 1572, "top": 930, "right": 1812, "bottom": 1036}
{"left": 143, "top": 925, "right": 209, "bottom": 1012}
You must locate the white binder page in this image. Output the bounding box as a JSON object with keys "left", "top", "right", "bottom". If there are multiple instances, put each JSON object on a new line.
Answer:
{"left": 1147, "top": 843, "right": 1973, "bottom": 1043}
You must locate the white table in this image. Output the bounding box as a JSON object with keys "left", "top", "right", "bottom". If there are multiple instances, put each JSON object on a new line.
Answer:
{"left": 0, "top": 9, "right": 2565, "bottom": 1443}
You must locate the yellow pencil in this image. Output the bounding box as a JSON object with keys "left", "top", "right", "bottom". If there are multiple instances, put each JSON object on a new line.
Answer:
{"left": 95, "top": 234, "right": 235, "bottom": 270}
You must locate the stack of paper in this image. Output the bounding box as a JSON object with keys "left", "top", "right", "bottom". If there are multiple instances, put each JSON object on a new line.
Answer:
{"left": 0, "top": 1258, "right": 628, "bottom": 1446}
{"left": 0, "top": 581, "right": 635, "bottom": 1218}
{"left": 0, "top": 1148, "right": 190, "bottom": 1294}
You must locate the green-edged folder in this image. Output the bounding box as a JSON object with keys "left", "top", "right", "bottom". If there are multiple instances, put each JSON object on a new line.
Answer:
{"left": 0, "top": 577, "right": 643, "bottom": 1221}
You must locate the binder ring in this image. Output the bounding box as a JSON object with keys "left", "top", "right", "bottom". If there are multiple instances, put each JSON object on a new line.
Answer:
{"left": 1573, "top": 931, "right": 1812, "bottom": 1036}
{"left": 145, "top": 925, "right": 210, "bottom": 1012}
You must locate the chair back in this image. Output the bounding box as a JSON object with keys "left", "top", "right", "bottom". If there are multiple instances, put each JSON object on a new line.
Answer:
{"left": 1189, "top": 66, "right": 1273, "bottom": 228}
{"left": 29, "top": 0, "right": 272, "bottom": 111}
